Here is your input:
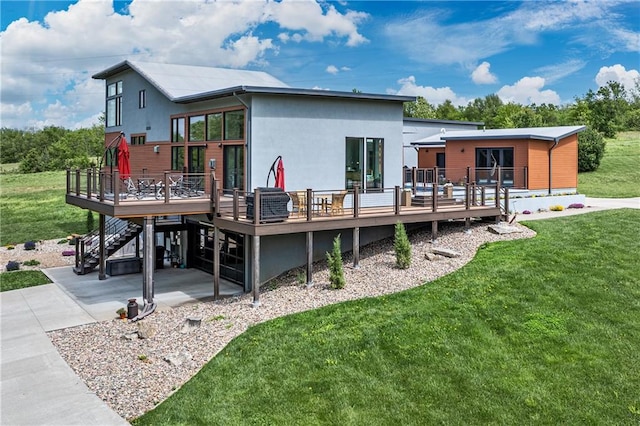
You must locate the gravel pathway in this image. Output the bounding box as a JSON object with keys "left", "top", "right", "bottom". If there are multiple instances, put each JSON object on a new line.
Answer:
{"left": 47, "top": 221, "right": 535, "bottom": 422}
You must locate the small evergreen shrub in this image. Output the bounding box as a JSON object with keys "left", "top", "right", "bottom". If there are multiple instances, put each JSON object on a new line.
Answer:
{"left": 86, "top": 211, "right": 95, "bottom": 233}
{"left": 326, "top": 234, "right": 346, "bottom": 289}
{"left": 23, "top": 241, "right": 36, "bottom": 251}
{"left": 550, "top": 205, "right": 565, "bottom": 211}
{"left": 394, "top": 222, "right": 411, "bottom": 269}
{"left": 57, "top": 239, "right": 68, "bottom": 244}
{"left": 23, "top": 260, "right": 41, "bottom": 266}
{"left": 6, "top": 261, "right": 20, "bottom": 271}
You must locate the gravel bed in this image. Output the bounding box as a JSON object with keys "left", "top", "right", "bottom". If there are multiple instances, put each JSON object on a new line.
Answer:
{"left": 0, "top": 239, "right": 76, "bottom": 271}
{"left": 47, "top": 221, "right": 535, "bottom": 421}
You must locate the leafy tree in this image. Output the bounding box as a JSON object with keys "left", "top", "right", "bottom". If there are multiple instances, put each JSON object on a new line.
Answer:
{"left": 435, "top": 99, "right": 462, "bottom": 121}
{"left": 403, "top": 96, "right": 436, "bottom": 119}
{"left": 577, "top": 128, "right": 606, "bottom": 172}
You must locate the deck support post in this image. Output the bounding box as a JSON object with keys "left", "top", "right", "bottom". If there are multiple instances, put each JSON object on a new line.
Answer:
{"left": 306, "top": 231, "right": 313, "bottom": 286}
{"left": 98, "top": 213, "right": 106, "bottom": 280}
{"left": 213, "top": 226, "right": 220, "bottom": 300}
{"left": 252, "top": 235, "right": 260, "bottom": 307}
{"left": 431, "top": 220, "right": 438, "bottom": 242}
{"left": 143, "top": 216, "right": 154, "bottom": 305}
{"left": 353, "top": 227, "right": 360, "bottom": 269}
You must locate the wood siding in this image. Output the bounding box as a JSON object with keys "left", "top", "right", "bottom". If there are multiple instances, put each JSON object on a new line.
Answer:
{"left": 417, "top": 148, "right": 445, "bottom": 168}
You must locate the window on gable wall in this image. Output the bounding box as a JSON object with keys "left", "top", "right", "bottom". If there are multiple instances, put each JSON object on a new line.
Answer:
{"left": 138, "top": 90, "right": 146, "bottom": 109}
{"left": 106, "top": 81, "right": 122, "bottom": 127}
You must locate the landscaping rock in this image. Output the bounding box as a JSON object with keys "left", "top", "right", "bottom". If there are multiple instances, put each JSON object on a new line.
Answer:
{"left": 180, "top": 317, "right": 202, "bottom": 334}
{"left": 164, "top": 351, "right": 192, "bottom": 367}
{"left": 430, "top": 248, "right": 461, "bottom": 258}
{"left": 488, "top": 224, "right": 523, "bottom": 235}
{"left": 137, "top": 322, "right": 156, "bottom": 339}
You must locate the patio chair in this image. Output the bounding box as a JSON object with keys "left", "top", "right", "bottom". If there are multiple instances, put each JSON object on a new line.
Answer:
{"left": 330, "top": 190, "right": 347, "bottom": 215}
{"left": 288, "top": 191, "right": 306, "bottom": 216}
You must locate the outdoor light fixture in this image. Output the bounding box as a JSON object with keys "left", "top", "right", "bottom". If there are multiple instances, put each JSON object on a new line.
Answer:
{"left": 153, "top": 145, "right": 160, "bottom": 153}
{"left": 461, "top": 148, "right": 465, "bottom": 153}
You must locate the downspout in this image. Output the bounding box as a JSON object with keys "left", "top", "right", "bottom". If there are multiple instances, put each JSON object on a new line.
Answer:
{"left": 233, "top": 91, "right": 251, "bottom": 190}
{"left": 548, "top": 137, "right": 559, "bottom": 195}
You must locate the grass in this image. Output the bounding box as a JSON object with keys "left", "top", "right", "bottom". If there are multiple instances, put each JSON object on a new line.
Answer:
{"left": 578, "top": 131, "right": 640, "bottom": 197}
{"left": 0, "top": 171, "right": 87, "bottom": 245}
{"left": 134, "top": 209, "right": 640, "bottom": 425}
{"left": 0, "top": 270, "right": 52, "bottom": 292}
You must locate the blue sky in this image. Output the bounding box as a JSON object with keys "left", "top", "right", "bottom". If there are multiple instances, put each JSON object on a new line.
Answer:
{"left": 1, "top": 0, "right": 638, "bottom": 129}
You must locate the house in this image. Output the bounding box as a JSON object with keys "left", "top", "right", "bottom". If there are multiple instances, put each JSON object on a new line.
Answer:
{"left": 66, "top": 60, "right": 505, "bottom": 309}
{"left": 410, "top": 126, "right": 586, "bottom": 194}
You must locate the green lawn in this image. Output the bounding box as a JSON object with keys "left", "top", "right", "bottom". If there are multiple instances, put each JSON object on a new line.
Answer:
{"left": 0, "top": 171, "right": 87, "bottom": 245}
{"left": 135, "top": 209, "right": 640, "bottom": 425}
{"left": 0, "top": 270, "right": 52, "bottom": 292}
{"left": 578, "top": 131, "right": 640, "bottom": 197}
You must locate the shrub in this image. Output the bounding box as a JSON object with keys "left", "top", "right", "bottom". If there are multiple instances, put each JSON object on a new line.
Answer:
{"left": 5, "top": 245, "right": 15, "bottom": 250}
{"left": 6, "top": 261, "right": 20, "bottom": 271}
{"left": 86, "top": 211, "right": 95, "bottom": 233}
{"left": 522, "top": 210, "right": 532, "bottom": 215}
{"left": 326, "top": 234, "right": 345, "bottom": 289}
{"left": 550, "top": 205, "right": 565, "bottom": 211}
{"left": 62, "top": 250, "right": 75, "bottom": 256}
{"left": 23, "top": 241, "right": 36, "bottom": 251}
{"left": 23, "top": 260, "right": 41, "bottom": 267}
{"left": 578, "top": 128, "right": 606, "bottom": 172}
{"left": 568, "top": 203, "right": 584, "bottom": 209}
{"left": 394, "top": 222, "right": 411, "bottom": 269}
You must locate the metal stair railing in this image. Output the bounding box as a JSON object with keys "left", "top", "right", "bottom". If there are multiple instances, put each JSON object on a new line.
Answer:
{"left": 74, "top": 217, "right": 142, "bottom": 274}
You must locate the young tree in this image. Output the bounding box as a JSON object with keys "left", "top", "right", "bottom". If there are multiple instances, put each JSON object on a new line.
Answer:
{"left": 394, "top": 222, "right": 411, "bottom": 269}
{"left": 326, "top": 234, "right": 346, "bottom": 289}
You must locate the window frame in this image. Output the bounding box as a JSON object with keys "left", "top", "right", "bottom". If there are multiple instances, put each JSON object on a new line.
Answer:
{"left": 345, "top": 137, "right": 384, "bottom": 191}
{"left": 106, "top": 80, "right": 123, "bottom": 128}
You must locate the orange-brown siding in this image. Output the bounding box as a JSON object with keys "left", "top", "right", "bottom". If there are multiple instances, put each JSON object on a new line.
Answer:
{"left": 438, "top": 135, "right": 578, "bottom": 190}
{"left": 417, "top": 148, "right": 445, "bottom": 168}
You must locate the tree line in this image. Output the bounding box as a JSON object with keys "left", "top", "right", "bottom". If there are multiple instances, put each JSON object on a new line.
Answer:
{"left": 403, "top": 80, "right": 640, "bottom": 138}
{"left": 0, "top": 123, "right": 104, "bottom": 173}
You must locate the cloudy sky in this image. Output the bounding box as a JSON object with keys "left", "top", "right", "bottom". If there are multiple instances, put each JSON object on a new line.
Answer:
{"left": 1, "top": 0, "right": 638, "bottom": 130}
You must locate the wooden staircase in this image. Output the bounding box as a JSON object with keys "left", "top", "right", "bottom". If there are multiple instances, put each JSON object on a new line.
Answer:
{"left": 73, "top": 218, "right": 142, "bottom": 275}
{"left": 411, "top": 194, "right": 463, "bottom": 207}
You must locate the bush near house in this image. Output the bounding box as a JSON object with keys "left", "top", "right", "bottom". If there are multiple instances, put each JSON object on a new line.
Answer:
{"left": 394, "top": 221, "right": 411, "bottom": 269}
{"left": 578, "top": 128, "right": 606, "bottom": 172}
{"left": 326, "top": 235, "right": 345, "bottom": 289}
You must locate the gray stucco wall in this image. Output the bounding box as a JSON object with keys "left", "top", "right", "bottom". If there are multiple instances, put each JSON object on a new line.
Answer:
{"left": 249, "top": 95, "right": 405, "bottom": 192}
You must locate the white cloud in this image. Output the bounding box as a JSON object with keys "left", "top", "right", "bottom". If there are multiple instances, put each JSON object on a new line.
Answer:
{"left": 595, "top": 64, "right": 640, "bottom": 92}
{"left": 471, "top": 62, "right": 497, "bottom": 84}
{"left": 392, "top": 76, "right": 468, "bottom": 106}
{"left": 326, "top": 65, "right": 351, "bottom": 75}
{"left": 0, "top": 0, "right": 369, "bottom": 129}
{"left": 533, "top": 59, "right": 586, "bottom": 84}
{"left": 384, "top": 1, "right": 629, "bottom": 67}
{"left": 497, "top": 76, "right": 561, "bottom": 105}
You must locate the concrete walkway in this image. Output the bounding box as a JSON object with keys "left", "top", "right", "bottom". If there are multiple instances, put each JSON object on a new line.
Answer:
{"left": 1, "top": 197, "right": 637, "bottom": 425}
{"left": 1, "top": 268, "right": 242, "bottom": 425}
{"left": 513, "top": 196, "right": 639, "bottom": 221}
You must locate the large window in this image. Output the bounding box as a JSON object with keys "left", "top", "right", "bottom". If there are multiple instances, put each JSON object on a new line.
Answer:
{"left": 224, "top": 110, "right": 244, "bottom": 140}
{"left": 207, "top": 112, "right": 222, "bottom": 141}
{"left": 172, "top": 117, "right": 185, "bottom": 142}
{"left": 345, "top": 137, "right": 384, "bottom": 190}
{"left": 188, "top": 115, "right": 205, "bottom": 141}
{"left": 171, "top": 146, "right": 184, "bottom": 171}
{"left": 475, "top": 147, "right": 514, "bottom": 185}
{"left": 106, "top": 81, "right": 122, "bottom": 127}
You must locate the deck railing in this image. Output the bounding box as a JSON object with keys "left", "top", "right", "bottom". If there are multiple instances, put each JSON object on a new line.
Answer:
{"left": 67, "top": 168, "right": 213, "bottom": 205}
{"left": 404, "top": 166, "right": 528, "bottom": 190}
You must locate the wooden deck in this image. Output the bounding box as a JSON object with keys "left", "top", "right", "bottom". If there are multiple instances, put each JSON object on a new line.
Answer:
{"left": 66, "top": 169, "right": 507, "bottom": 236}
